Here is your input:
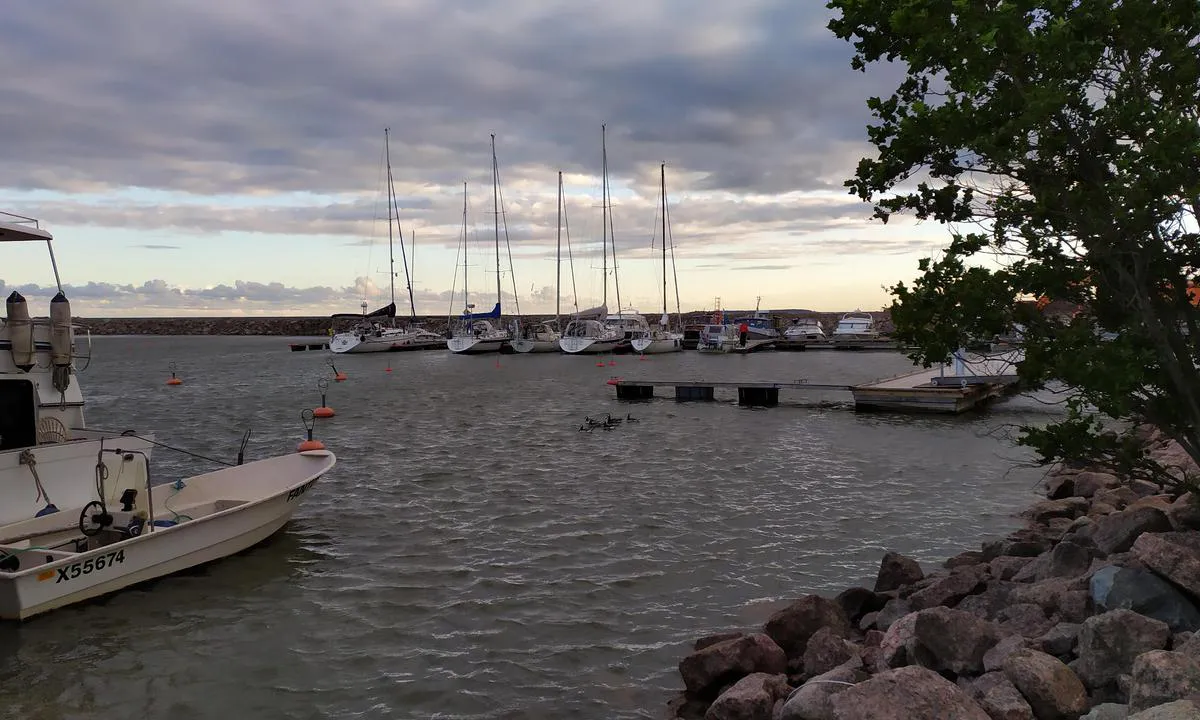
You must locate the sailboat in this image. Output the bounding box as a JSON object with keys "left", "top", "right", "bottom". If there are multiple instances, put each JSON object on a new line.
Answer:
{"left": 560, "top": 125, "right": 634, "bottom": 355}
{"left": 330, "top": 128, "right": 443, "bottom": 354}
{"left": 447, "top": 135, "right": 512, "bottom": 355}
{"left": 512, "top": 171, "right": 569, "bottom": 353}
{"left": 631, "top": 162, "right": 684, "bottom": 354}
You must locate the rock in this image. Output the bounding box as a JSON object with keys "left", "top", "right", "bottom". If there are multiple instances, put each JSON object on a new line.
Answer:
{"left": 1074, "top": 472, "right": 1123, "bottom": 498}
{"left": 908, "top": 566, "right": 987, "bottom": 610}
{"left": 967, "top": 671, "right": 1035, "bottom": 720}
{"left": 863, "top": 629, "right": 884, "bottom": 648}
{"left": 680, "top": 633, "right": 789, "bottom": 697}
{"left": 668, "top": 692, "right": 710, "bottom": 720}
{"left": 834, "top": 587, "right": 886, "bottom": 626}
{"left": 1010, "top": 577, "right": 1093, "bottom": 622}
{"left": 1176, "top": 635, "right": 1200, "bottom": 663}
{"left": 1096, "top": 487, "right": 1141, "bottom": 511}
{"left": 993, "top": 556, "right": 1036, "bottom": 581}
{"left": 947, "top": 550, "right": 987, "bottom": 569}
{"left": 1128, "top": 650, "right": 1200, "bottom": 714}
{"left": 858, "top": 611, "right": 879, "bottom": 632}
{"left": 830, "top": 665, "right": 991, "bottom": 720}
{"left": 1014, "top": 541, "right": 1096, "bottom": 584}
{"left": 1081, "top": 704, "right": 1130, "bottom": 720}
{"left": 1093, "top": 507, "right": 1174, "bottom": 555}
{"left": 1046, "top": 473, "right": 1077, "bottom": 500}
{"left": 802, "top": 627, "right": 857, "bottom": 678}
{"left": 1093, "top": 565, "right": 1123, "bottom": 607}
{"left": 1133, "top": 533, "right": 1200, "bottom": 601}
{"left": 1131, "top": 497, "right": 1175, "bottom": 513}
{"left": 910, "top": 606, "right": 1001, "bottom": 675}
{"left": 764, "top": 596, "right": 851, "bottom": 659}
{"left": 1096, "top": 566, "right": 1200, "bottom": 633}
{"left": 1130, "top": 480, "right": 1164, "bottom": 498}
{"left": 698, "top": 633, "right": 747, "bottom": 651}
{"left": 875, "top": 552, "right": 924, "bottom": 593}
{"left": 997, "top": 603, "right": 1058, "bottom": 639}
{"left": 1126, "top": 699, "right": 1200, "bottom": 719}
{"left": 1026, "top": 498, "right": 1090, "bottom": 523}
{"left": 1002, "top": 648, "right": 1090, "bottom": 720}
{"left": 880, "top": 612, "right": 918, "bottom": 669}
{"left": 874, "top": 599, "right": 912, "bottom": 632}
{"left": 779, "top": 664, "right": 864, "bottom": 720}
{"left": 1091, "top": 503, "right": 1121, "bottom": 518}
{"left": 985, "top": 635, "right": 1032, "bottom": 673}
{"left": 1167, "top": 495, "right": 1200, "bottom": 532}
{"left": 705, "top": 672, "right": 790, "bottom": 720}
{"left": 1074, "top": 609, "right": 1171, "bottom": 689}
{"left": 1038, "top": 623, "right": 1083, "bottom": 657}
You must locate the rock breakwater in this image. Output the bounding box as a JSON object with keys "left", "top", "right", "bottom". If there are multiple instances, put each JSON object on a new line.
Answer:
{"left": 669, "top": 428, "right": 1200, "bottom": 720}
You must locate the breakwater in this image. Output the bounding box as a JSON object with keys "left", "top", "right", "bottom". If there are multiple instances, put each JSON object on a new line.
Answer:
{"left": 670, "top": 427, "right": 1200, "bottom": 719}
{"left": 72, "top": 311, "right": 894, "bottom": 337}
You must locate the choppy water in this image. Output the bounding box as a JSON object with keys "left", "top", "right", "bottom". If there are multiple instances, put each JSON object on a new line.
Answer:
{"left": 0, "top": 336, "right": 1053, "bottom": 719}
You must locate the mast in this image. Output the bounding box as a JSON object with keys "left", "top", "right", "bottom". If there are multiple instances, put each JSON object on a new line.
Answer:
{"left": 601, "top": 125, "right": 608, "bottom": 308}
{"left": 557, "top": 170, "right": 563, "bottom": 330}
{"left": 491, "top": 134, "right": 501, "bottom": 312}
{"left": 461, "top": 181, "right": 469, "bottom": 313}
{"left": 605, "top": 126, "right": 623, "bottom": 314}
{"left": 384, "top": 128, "right": 417, "bottom": 322}
{"left": 661, "top": 162, "right": 668, "bottom": 322}
{"left": 383, "top": 128, "right": 398, "bottom": 322}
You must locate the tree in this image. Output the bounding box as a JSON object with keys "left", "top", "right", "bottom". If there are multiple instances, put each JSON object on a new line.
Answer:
{"left": 826, "top": 0, "right": 1200, "bottom": 487}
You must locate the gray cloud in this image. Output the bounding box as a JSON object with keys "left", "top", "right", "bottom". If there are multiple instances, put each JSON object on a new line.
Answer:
{"left": 134, "top": 244, "right": 181, "bottom": 250}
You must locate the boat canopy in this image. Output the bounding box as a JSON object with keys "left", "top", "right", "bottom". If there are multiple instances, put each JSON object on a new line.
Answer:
{"left": 331, "top": 302, "right": 396, "bottom": 320}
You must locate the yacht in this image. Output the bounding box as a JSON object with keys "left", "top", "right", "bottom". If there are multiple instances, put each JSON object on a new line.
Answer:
{"left": 831, "top": 312, "right": 881, "bottom": 349}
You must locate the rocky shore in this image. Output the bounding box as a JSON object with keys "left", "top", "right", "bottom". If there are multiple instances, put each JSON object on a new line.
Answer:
{"left": 669, "top": 427, "right": 1200, "bottom": 720}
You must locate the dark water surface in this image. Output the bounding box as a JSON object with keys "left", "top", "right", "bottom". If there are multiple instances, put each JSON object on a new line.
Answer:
{"left": 0, "top": 337, "right": 1052, "bottom": 719}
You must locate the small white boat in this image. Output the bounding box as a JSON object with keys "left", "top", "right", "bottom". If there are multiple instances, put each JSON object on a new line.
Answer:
{"left": 448, "top": 313, "right": 509, "bottom": 354}
{"left": 0, "top": 449, "right": 335, "bottom": 620}
{"left": 831, "top": 312, "right": 882, "bottom": 348}
{"left": 783, "top": 318, "right": 827, "bottom": 342}
{"left": 511, "top": 321, "right": 562, "bottom": 353}
{"left": 696, "top": 324, "right": 738, "bottom": 353}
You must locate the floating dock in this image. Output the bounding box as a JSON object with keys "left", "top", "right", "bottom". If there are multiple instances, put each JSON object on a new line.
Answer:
{"left": 610, "top": 350, "right": 1023, "bottom": 413}
{"left": 289, "top": 342, "right": 330, "bottom": 351}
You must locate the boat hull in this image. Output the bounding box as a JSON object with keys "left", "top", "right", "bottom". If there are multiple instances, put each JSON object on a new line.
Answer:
{"left": 0, "top": 450, "right": 335, "bottom": 621}
{"left": 447, "top": 337, "right": 504, "bottom": 354}
{"left": 511, "top": 339, "right": 561, "bottom": 353}
{"left": 331, "top": 332, "right": 444, "bottom": 354}
{"left": 631, "top": 337, "right": 683, "bottom": 354}
{"left": 559, "top": 336, "right": 622, "bottom": 354}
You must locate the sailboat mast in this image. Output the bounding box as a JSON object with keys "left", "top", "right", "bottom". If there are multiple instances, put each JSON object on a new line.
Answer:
{"left": 462, "top": 181, "right": 468, "bottom": 312}
{"left": 661, "top": 162, "right": 667, "bottom": 320}
{"left": 384, "top": 129, "right": 397, "bottom": 322}
{"left": 556, "top": 170, "right": 563, "bottom": 330}
{"left": 601, "top": 125, "right": 608, "bottom": 308}
{"left": 384, "top": 128, "right": 418, "bottom": 322}
{"left": 491, "top": 134, "right": 501, "bottom": 312}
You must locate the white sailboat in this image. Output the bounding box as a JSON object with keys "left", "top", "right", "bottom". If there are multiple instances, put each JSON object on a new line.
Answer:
{"left": 560, "top": 125, "right": 628, "bottom": 355}
{"left": 0, "top": 212, "right": 335, "bottom": 621}
{"left": 631, "top": 162, "right": 683, "bottom": 354}
{"left": 448, "top": 135, "right": 512, "bottom": 355}
{"left": 330, "top": 128, "right": 443, "bottom": 353}
{"left": 512, "top": 171, "right": 570, "bottom": 353}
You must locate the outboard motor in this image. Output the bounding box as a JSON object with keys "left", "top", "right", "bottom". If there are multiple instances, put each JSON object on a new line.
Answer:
{"left": 49, "top": 291, "right": 73, "bottom": 393}
{"left": 5, "top": 291, "right": 34, "bottom": 371}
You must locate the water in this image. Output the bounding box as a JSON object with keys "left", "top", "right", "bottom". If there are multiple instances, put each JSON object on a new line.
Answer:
{"left": 0, "top": 337, "right": 1052, "bottom": 719}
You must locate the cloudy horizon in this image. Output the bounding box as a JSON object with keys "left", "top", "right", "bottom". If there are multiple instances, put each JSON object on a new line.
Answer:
{"left": 0, "top": 1, "right": 952, "bottom": 318}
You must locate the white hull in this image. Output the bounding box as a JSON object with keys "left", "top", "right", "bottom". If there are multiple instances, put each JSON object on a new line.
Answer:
{"left": 330, "top": 330, "right": 444, "bottom": 354}
{"left": 0, "top": 450, "right": 335, "bottom": 620}
{"left": 631, "top": 336, "right": 683, "bottom": 354}
{"left": 447, "top": 337, "right": 504, "bottom": 354}
{"left": 559, "top": 336, "right": 622, "bottom": 354}
{"left": 511, "top": 339, "right": 561, "bottom": 353}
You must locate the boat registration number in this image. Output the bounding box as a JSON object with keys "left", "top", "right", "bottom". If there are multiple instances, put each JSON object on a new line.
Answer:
{"left": 51, "top": 549, "right": 126, "bottom": 583}
{"left": 287, "top": 479, "right": 316, "bottom": 502}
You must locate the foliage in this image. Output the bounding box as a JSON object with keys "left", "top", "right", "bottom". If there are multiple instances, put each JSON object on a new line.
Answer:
{"left": 827, "top": 0, "right": 1200, "bottom": 487}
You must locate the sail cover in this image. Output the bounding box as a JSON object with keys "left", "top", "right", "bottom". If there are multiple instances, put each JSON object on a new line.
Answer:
{"left": 331, "top": 302, "right": 396, "bottom": 320}
{"left": 461, "top": 302, "right": 501, "bottom": 319}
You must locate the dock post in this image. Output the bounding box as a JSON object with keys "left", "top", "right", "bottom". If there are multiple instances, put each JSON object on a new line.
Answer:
{"left": 616, "top": 384, "right": 654, "bottom": 401}
{"left": 737, "top": 387, "right": 779, "bottom": 407}
{"left": 675, "top": 385, "right": 715, "bottom": 402}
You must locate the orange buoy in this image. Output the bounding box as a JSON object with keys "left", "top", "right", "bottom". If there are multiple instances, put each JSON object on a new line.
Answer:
{"left": 595, "top": 360, "right": 605, "bottom": 367}
{"left": 297, "top": 438, "right": 326, "bottom": 451}
{"left": 334, "top": 372, "right": 347, "bottom": 382}
{"left": 166, "top": 377, "right": 183, "bottom": 386}
{"left": 638, "top": 355, "right": 647, "bottom": 361}
{"left": 606, "top": 376, "right": 622, "bottom": 386}
{"left": 298, "top": 408, "right": 325, "bottom": 452}
{"left": 313, "top": 406, "right": 335, "bottom": 418}
{"left": 313, "top": 377, "right": 335, "bottom": 417}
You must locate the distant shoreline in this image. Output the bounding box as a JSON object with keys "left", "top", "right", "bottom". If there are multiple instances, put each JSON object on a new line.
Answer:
{"left": 71, "top": 310, "right": 894, "bottom": 336}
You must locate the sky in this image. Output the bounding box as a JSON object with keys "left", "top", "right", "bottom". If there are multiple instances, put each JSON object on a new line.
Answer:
{"left": 0, "top": 1, "right": 956, "bottom": 318}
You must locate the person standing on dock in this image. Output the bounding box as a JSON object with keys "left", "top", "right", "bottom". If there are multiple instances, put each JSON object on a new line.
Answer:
{"left": 738, "top": 321, "right": 749, "bottom": 347}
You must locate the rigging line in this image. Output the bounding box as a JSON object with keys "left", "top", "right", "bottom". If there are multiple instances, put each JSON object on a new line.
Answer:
{"left": 448, "top": 182, "right": 466, "bottom": 321}
{"left": 665, "top": 187, "right": 683, "bottom": 323}
{"left": 495, "top": 171, "right": 522, "bottom": 319}
{"left": 117, "top": 433, "right": 236, "bottom": 467}
{"left": 563, "top": 184, "right": 580, "bottom": 314}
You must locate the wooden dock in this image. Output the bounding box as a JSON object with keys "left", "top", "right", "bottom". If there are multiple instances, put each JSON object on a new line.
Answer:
{"left": 610, "top": 350, "right": 1023, "bottom": 413}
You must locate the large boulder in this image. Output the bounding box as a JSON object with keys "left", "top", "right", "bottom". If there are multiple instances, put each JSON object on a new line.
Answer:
{"left": 704, "top": 672, "right": 790, "bottom": 720}
{"left": 997, "top": 603, "right": 1059, "bottom": 639}
{"left": 1002, "top": 648, "right": 1089, "bottom": 720}
{"left": 1127, "top": 650, "right": 1200, "bottom": 714}
{"left": 1073, "top": 472, "right": 1123, "bottom": 498}
{"left": 802, "top": 627, "right": 858, "bottom": 678}
{"left": 1093, "top": 507, "right": 1173, "bottom": 555}
{"left": 764, "top": 596, "right": 851, "bottom": 659}
{"left": 1132, "top": 533, "right": 1200, "bottom": 601}
{"left": 1167, "top": 495, "right": 1200, "bottom": 532}
{"left": 679, "top": 633, "right": 787, "bottom": 697}
{"left": 875, "top": 552, "right": 924, "bottom": 593}
{"left": 834, "top": 587, "right": 887, "bottom": 626}
{"left": 966, "top": 671, "right": 1036, "bottom": 720}
{"left": 1091, "top": 565, "right": 1200, "bottom": 633}
{"left": 910, "top": 606, "right": 1001, "bottom": 675}
{"left": 1014, "top": 541, "right": 1095, "bottom": 583}
{"left": 830, "top": 665, "right": 990, "bottom": 720}
{"left": 1126, "top": 699, "right": 1200, "bottom": 718}
{"left": 907, "top": 566, "right": 988, "bottom": 610}
{"left": 1025, "top": 498, "right": 1091, "bottom": 523}
{"left": 1074, "top": 610, "right": 1171, "bottom": 689}
{"left": 779, "top": 663, "right": 866, "bottom": 720}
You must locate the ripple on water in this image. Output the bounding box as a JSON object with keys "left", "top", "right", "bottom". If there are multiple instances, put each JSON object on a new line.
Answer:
{"left": 0, "top": 338, "right": 1051, "bottom": 719}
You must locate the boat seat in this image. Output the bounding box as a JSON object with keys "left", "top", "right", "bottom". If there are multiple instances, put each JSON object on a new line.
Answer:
{"left": 36, "top": 416, "right": 69, "bottom": 444}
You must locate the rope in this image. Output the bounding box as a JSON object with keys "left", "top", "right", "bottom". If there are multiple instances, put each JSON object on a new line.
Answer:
{"left": 19, "top": 450, "right": 53, "bottom": 506}
{"left": 117, "top": 433, "right": 235, "bottom": 467}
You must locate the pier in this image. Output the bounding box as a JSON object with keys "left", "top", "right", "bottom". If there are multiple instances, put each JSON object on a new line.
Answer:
{"left": 611, "top": 350, "right": 1024, "bottom": 413}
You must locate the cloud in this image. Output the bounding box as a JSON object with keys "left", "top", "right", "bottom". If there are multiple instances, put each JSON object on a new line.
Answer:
{"left": 133, "top": 244, "right": 181, "bottom": 250}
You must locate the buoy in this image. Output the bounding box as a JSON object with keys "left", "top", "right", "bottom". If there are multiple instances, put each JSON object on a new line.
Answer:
{"left": 638, "top": 355, "right": 648, "bottom": 361}
{"left": 328, "top": 360, "right": 347, "bottom": 382}
{"left": 314, "top": 377, "right": 335, "bottom": 418}
{"left": 606, "top": 377, "right": 622, "bottom": 386}
{"left": 297, "top": 409, "right": 326, "bottom": 452}
{"left": 166, "top": 362, "right": 183, "bottom": 386}
{"left": 607, "top": 360, "right": 616, "bottom": 366}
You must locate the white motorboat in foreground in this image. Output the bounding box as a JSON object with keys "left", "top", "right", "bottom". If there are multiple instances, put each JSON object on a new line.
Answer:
{"left": 0, "top": 212, "right": 337, "bottom": 620}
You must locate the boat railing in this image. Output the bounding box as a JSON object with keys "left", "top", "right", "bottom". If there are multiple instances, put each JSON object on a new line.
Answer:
{"left": 1, "top": 318, "right": 94, "bottom": 371}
